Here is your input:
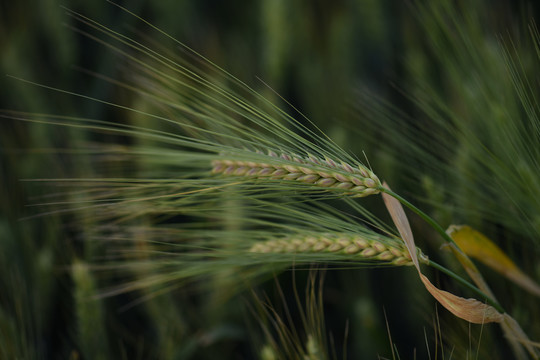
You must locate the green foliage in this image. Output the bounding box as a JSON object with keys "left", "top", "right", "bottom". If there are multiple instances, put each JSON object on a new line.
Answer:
{"left": 1, "top": 0, "right": 539, "bottom": 359}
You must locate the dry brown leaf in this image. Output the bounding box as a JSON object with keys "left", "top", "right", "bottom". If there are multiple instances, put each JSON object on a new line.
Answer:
{"left": 418, "top": 273, "right": 503, "bottom": 323}
{"left": 381, "top": 183, "right": 503, "bottom": 323}
{"left": 381, "top": 183, "right": 538, "bottom": 357}
{"left": 381, "top": 183, "right": 418, "bottom": 268}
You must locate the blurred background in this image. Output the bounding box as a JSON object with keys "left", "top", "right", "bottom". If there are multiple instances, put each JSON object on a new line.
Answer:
{"left": 1, "top": 0, "right": 539, "bottom": 358}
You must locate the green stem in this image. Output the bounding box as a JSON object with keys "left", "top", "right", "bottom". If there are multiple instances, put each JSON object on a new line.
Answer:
{"left": 380, "top": 187, "right": 505, "bottom": 313}
{"left": 381, "top": 188, "right": 457, "bottom": 246}
{"left": 428, "top": 260, "right": 504, "bottom": 313}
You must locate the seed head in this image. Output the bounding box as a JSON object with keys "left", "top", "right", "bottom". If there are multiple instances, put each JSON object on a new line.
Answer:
{"left": 249, "top": 233, "right": 418, "bottom": 266}
{"left": 212, "top": 151, "right": 382, "bottom": 197}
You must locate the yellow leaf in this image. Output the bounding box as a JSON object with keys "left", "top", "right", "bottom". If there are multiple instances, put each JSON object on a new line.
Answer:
{"left": 447, "top": 225, "right": 540, "bottom": 297}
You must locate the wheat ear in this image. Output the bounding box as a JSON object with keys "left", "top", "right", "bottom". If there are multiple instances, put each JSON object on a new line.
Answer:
{"left": 249, "top": 233, "right": 421, "bottom": 266}
{"left": 212, "top": 150, "right": 381, "bottom": 197}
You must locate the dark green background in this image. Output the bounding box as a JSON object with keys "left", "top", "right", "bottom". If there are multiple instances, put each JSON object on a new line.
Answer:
{"left": 1, "top": 0, "right": 539, "bottom": 359}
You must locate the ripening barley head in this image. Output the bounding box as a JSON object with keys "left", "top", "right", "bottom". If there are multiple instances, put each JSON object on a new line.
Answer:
{"left": 0, "top": 6, "right": 413, "bottom": 303}
{"left": 4, "top": 2, "right": 538, "bottom": 359}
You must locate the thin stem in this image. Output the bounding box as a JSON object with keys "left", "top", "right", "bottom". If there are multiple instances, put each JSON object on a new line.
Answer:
{"left": 427, "top": 260, "right": 504, "bottom": 313}
{"left": 380, "top": 188, "right": 458, "bottom": 247}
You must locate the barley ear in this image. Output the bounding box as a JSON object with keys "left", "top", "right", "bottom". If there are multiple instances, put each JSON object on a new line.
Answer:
{"left": 249, "top": 233, "right": 418, "bottom": 266}
{"left": 212, "top": 150, "right": 381, "bottom": 197}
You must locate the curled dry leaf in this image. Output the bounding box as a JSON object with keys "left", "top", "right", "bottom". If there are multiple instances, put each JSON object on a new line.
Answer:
{"left": 381, "top": 182, "right": 503, "bottom": 324}
{"left": 418, "top": 273, "right": 503, "bottom": 324}
{"left": 445, "top": 226, "right": 540, "bottom": 359}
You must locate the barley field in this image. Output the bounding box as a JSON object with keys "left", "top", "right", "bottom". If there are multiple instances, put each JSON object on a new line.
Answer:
{"left": 1, "top": 1, "right": 539, "bottom": 359}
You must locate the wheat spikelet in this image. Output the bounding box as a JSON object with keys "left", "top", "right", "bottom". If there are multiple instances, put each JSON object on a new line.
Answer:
{"left": 249, "top": 233, "right": 419, "bottom": 266}
{"left": 211, "top": 150, "right": 381, "bottom": 197}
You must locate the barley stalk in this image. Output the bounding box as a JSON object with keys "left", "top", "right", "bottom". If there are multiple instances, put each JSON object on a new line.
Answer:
{"left": 212, "top": 150, "right": 381, "bottom": 197}
{"left": 249, "top": 233, "right": 422, "bottom": 266}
